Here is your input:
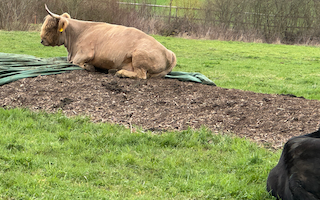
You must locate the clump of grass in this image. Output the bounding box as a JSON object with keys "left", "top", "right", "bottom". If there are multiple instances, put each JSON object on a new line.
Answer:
{"left": 0, "top": 108, "right": 278, "bottom": 199}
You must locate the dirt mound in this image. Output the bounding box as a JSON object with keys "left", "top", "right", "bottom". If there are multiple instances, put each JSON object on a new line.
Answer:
{"left": 1, "top": 70, "right": 320, "bottom": 149}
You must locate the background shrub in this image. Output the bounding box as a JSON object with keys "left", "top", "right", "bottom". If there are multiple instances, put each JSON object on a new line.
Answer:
{"left": 2, "top": 0, "right": 320, "bottom": 44}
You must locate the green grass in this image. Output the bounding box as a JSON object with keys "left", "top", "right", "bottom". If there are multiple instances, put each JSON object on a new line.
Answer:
{"left": 155, "top": 36, "right": 320, "bottom": 100}
{"left": 2, "top": 31, "right": 320, "bottom": 100}
{"left": 1, "top": 30, "right": 316, "bottom": 199}
{"left": 0, "top": 108, "right": 278, "bottom": 199}
{"left": 0, "top": 31, "right": 67, "bottom": 57}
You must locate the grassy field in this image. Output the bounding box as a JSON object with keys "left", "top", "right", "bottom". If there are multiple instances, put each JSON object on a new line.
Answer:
{"left": 2, "top": 31, "right": 320, "bottom": 100}
{"left": 159, "top": 36, "right": 320, "bottom": 100}
{"left": 2, "top": 30, "right": 320, "bottom": 199}
{"left": 0, "top": 108, "right": 279, "bottom": 199}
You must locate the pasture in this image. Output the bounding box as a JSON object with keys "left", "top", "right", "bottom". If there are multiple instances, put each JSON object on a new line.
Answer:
{"left": 0, "top": 108, "right": 278, "bottom": 199}
{"left": 2, "top": 31, "right": 320, "bottom": 99}
{"left": 2, "top": 30, "right": 320, "bottom": 199}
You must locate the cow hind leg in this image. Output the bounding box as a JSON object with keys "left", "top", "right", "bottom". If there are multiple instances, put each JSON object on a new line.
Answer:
{"left": 114, "top": 56, "right": 147, "bottom": 79}
{"left": 115, "top": 68, "right": 147, "bottom": 79}
{"left": 130, "top": 50, "right": 168, "bottom": 79}
{"left": 115, "top": 49, "right": 174, "bottom": 79}
{"left": 147, "top": 50, "right": 177, "bottom": 78}
{"left": 115, "top": 53, "right": 148, "bottom": 79}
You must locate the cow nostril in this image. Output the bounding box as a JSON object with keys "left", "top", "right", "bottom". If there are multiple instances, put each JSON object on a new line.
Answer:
{"left": 41, "top": 40, "right": 44, "bottom": 44}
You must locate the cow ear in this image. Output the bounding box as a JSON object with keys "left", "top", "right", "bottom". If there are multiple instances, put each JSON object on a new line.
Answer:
{"left": 58, "top": 18, "right": 69, "bottom": 33}
{"left": 61, "top": 13, "right": 71, "bottom": 19}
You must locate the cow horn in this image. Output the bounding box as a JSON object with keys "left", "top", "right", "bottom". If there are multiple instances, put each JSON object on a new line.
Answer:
{"left": 45, "top": 4, "right": 60, "bottom": 19}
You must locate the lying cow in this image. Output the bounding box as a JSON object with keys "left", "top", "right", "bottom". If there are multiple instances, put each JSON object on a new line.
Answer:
{"left": 40, "top": 5, "right": 176, "bottom": 79}
{"left": 267, "top": 128, "right": 320, "bottom": 200}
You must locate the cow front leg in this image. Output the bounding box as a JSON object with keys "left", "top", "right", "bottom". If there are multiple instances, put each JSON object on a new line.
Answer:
{"left": 72, "top": 49, "right": 95, "bottom": 71}
{"left": 75, "top": 62, "right": 96, "bottom": 72}
{"left": 83, "top": 63, "right": 96, "bottom": 72}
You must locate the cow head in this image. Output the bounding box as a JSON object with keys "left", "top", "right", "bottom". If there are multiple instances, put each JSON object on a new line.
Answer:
{"left": 40, "top": 4, "right": 70, "bottom": 46}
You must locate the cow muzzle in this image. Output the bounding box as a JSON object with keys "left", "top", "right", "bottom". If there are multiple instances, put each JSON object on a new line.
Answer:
{"left": 41, "top": 39, "right": 49, "bottom": 46}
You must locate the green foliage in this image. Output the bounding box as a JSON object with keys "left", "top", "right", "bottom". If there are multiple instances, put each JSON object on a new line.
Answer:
{"left": 0, "top": 108, "right": 278, "bottom": 199}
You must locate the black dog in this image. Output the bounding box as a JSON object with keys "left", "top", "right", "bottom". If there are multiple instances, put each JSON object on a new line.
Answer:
{"left": 267, "top": 128, "right": 320, "bottom": 200}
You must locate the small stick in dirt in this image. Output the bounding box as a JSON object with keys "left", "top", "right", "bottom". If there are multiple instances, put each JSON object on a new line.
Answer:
{"left": 129, "top": 119, "right": 133, "bottom": 133}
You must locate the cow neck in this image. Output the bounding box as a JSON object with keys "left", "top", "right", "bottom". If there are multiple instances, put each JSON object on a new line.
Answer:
{"left": 63, "top": 19, "right": 88, "bottom": 55}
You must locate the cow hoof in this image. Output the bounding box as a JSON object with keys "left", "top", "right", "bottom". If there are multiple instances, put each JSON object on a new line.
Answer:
{"left": 108, "top": 69, "right": 118, "bottom": 75}
{"left": 115, "top": 69, "right": 145, "bottom": 79}
{"left": 115, "top": 71, "right": 126, "bottom": 78}
{"left": 84, "top": 64, "right": 96, "bottom": 72}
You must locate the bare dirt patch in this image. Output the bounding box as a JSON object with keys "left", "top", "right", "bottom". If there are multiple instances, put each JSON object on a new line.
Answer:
{"left": 1, "top": 70, "right": 320, "bottom": 149}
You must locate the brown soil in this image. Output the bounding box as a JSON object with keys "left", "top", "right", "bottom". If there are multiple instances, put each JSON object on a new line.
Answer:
{"left": 1, "top": 70, "right": 320, "bottom": 149}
